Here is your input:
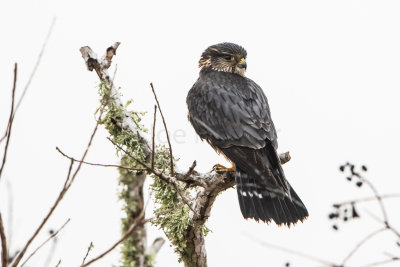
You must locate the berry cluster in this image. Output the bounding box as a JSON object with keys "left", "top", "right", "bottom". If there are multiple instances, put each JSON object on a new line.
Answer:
{"left": 328, "top": 163, "right": 367, "bottom": 230}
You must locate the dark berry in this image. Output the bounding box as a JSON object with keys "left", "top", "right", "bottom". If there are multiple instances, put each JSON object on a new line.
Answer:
{"left": 352, "top": 205, "right": 360, "bottom": 218}
{"left": 328, "top": 213, "right": 339, "bottom": 219}
{"left": 361, "top": 165, "right": 367, "bottom": 171}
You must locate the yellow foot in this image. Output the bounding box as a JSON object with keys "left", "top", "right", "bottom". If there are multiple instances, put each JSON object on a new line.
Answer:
{"left": 213, "top": 163, "right": 235, "bottom": 172}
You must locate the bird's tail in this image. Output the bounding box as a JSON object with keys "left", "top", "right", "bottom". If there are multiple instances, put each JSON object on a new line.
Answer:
{"left": 235, "top": 169, "right": 308, "bottom": 226}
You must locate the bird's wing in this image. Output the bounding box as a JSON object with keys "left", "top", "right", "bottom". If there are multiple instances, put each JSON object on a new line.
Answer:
{"left": 187, "top": 72, "right": 277, "bottom": 150}
{"left": 187, "top": 72, "right": 289, "bottom": 193}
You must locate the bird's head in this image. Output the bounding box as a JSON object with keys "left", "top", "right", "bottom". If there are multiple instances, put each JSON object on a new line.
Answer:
{"left": 199, "top": 42, "right": 247, "bottom": 77}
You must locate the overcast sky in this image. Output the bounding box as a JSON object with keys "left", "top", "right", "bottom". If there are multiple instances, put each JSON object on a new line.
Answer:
{"left": 1, "top": 0, "right": 400, "bottom": 266}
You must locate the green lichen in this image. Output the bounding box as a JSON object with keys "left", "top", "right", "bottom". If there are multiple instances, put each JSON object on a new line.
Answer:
{"left": 144, "top": 253, "right": 155, "bottom": 267}
{"left": 97, "top": 81, "right": 190, "bottom": 266}
{"left": 150, "top": 145, "right": 190, "bottom": 262}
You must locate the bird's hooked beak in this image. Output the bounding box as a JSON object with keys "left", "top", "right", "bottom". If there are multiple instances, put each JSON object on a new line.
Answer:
{"left": 238, "top": 58, "right": 247, "bottom": 70}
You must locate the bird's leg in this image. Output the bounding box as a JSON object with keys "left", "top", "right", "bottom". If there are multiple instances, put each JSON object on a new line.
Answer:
{"left": 213, "top": 163, "right": 235, "bottom": 172}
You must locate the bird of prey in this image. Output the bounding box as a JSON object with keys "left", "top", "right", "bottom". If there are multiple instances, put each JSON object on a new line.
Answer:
{"left": 186, "top": 42, "right": 308, "bottom": 226}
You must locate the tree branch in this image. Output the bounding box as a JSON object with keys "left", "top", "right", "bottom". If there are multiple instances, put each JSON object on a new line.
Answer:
{"left": 151, "top": 105, "right": 157, "bottom": 170}
{"left": 81, "top": 216, "right": 150, "bottom": 267}
{"left": 56, "top": 147, "right": 145, "bottom": 171}
{"left": 10, "top": 104, "right": 104, "bottom": 267}
{"left": 150, "top": 83, "right": 174, "bottom": 176}
{"left": 0, "top": 63, "right": 17, "bottom": 181}
{"left": 20, "top": 218, "right": 70, "bottom": 267}
{"left": 0, "top": 213, "right": 8, "bottom": 267}
{"left": 0, "top": 17, "right": 56, "bottom": 144}
{"left": 246, "top": 232, "right": 337, "bottom": 266}
{"left": 340, "top": 227, "right": 387, "bottom": 266}
{"left": 80, "top": 242, "right": 94, "bottom": 266}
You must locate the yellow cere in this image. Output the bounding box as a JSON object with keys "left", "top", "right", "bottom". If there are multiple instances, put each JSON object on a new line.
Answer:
{"left": 239, "top": 58, "right": 245, "bottom": 63}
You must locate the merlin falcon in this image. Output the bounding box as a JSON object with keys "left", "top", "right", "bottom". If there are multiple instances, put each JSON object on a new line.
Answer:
{"left": 186, "top": 42, "right": 308, "bottom": 226}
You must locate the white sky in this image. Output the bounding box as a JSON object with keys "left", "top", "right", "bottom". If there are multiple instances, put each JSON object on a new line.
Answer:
{"left": 1, "top": 0, "right": 400, "bottom": 266}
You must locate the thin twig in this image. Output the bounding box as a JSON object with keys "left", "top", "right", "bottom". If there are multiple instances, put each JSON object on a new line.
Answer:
{"left": 246, "top": 232, "right": 337, "bottom": 266}
{"left": 14, "top": 17, "right": 56, "bottom": 114}
{"left": 151, "top": 105, "right": 157, "bottom": 170}
{"left": 150, "top": 83, "right": 174, "bottom": 176}
{"left": 65, "top": 104, "right": 105, "bottom": 190}
{"left": 182, "top": 161, "right": 197, "bottom": 189}
{"left": 81, "top": 216, "right": 150, "bottom": 266}
{"left": 108, "top": 138, "right": 196, "bottom": 214}
{"left": 0, "top": 213, "right": 8, "bottom": 267}
{"left": 360, "top": 176, "right": 389, "bottom": 225}
{"left": 340, "top": 227, "right": 387, "bottom": 266}
{"left": 55, "top": 147, "right": 145, "bottom": 172}
{"left": 55, "top": 259, "right": 61, "bottom": 267}
{"left": 0, "top": 18, "right": 56, "bottom": 144}
{"left": 20, "top": 219, "right": 70, "bottom": 267}
{"left": 365, "top": 210, "right": 400, "bottom": 239}
{"left": 10, "top": 105, "right": 105, "bottom": 267}
{"left": 337, "top": 193, "right": 400, "bottom": 207}
{"left": 359, "top": 257, "right": 400, "bottom": 267}
{"left": 81, "top": 242, "right": 94, "bottom": 266}
{"left": 5, "top": 179, "right": 14, "bottom": 250}
{"left": 184, "top": 161, "right": 197, "bottom": 180}
{"left": 0, "top": 63, "right": 17, "bottom": 181}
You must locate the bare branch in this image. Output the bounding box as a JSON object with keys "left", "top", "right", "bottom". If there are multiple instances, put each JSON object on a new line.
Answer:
{"left": 0, "top": 18, "right": 56, "bottom": 145}
{"left": 246, "top": 233, "right": 337, "bottom": 266}
{"left": 0, "top": 213, "right": 8, "bottom": 267}
{"left": 0, "top": 63, "right": 17, "bottom": 181}
{"left": 81, "top": 242, "right": 94, "bottom": 266}
{"left": 359, "top": 257, "right": 400, "bottom": 267}
{"left": 340, "top": 227, "right": 387, "bottom": 266}
{"left": 360, "top": 177, "right": 389, "bottom": 225}
{"left": 20, "top": 219, "right": 70, "bottom": 267}
{"left": 151, "top": 105, "right": 157, "bottom": 170}
{"left": 337, "top": 193, "right": 400, "bottom": 207}
{"left": 14, "top": 17, "right": 56, "bottom": 114}
{"left": 365, "top": 210, "right": 400, "bottom": 239}
{"left": 81, "top": 216, "right": 150, "bottom": 267}
{"left": 150, "top": 83, "right": 174, "bottom": 176}
{"left": 56, "top": 147, "right": 145, "bottom": 172}
{"left": 5, "top": 179, "right": 14, "bottom": 250}
{"left": 10, "top": 105, "right": 104, "bottom": 267}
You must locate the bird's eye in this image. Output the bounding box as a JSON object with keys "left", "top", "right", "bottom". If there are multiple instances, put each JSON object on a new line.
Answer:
{"left": 223, "top": 55, "right": 235, "bottom": 61}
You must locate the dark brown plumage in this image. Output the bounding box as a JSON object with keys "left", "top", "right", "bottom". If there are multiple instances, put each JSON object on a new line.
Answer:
{"left": 186, "top": 42, "right": 308, "bottom": 226}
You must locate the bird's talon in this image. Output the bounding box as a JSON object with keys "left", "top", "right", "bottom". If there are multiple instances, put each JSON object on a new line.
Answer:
{"left": 213, "top": 164, "right": 235, "bottom": 172}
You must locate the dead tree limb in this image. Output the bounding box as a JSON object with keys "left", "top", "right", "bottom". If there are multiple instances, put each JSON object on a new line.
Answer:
{"left": 80, "top": 43, "right": 158, "bottom": 267}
